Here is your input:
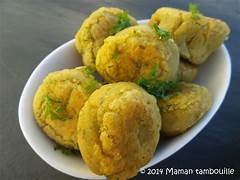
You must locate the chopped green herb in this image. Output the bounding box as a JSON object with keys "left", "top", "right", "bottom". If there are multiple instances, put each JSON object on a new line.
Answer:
{"left": 137, "top": 78, "right": 179, "bottom": 100}
{"left": 148, "top": 64, "right": 160, "bottom": 78}
{"left": 188, "top": 3, "right": 203, "bottom": 20}
{"left": 54, "top": 144, "right": 80, "bottom": 155}
{"left": 83, "top": 66, "right": 94, "bottom": 76}
{"left": 83, "top": 78, "right": 99, "bottom": 92}
{"left": 111, "top": 12, "right": 131, "bottom": 34}
{"left": 137, "top": 65, "right": 179, "bottom": 100}
{"left": 43, "top": 95, "right": 66, "bottom": 120}
{"left": 153, "top": 24, "right": 171, "bottom": 40}
{"left": 49, "top": 106, "right": 64, "bottom": 119}
{"left": 44, "top": 95, "right": 61, "bottom": 104}
{"left": 112, "top": 51, "right": 120, "bottom": 60}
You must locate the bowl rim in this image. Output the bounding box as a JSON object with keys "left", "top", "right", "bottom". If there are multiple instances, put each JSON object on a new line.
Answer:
{"left": 18, "top": 19, "right": 232, "bottom": 179}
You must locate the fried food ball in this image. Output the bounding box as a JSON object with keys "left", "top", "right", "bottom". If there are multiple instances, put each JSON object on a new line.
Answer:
{"left": 158, "top": 82, "right": 212, "bottom": 136}
{"left": 178, "top": 59, "right": 198, "bottom": 82}
{"left": 33, "top": 67, "right": 101, "bottom": 149}
{"left": 149, "top": 7, "right": 230, "bottom": 64}
{"left": 77, "top": 82, "right": 161, "bottom": 179}
{"left": 96, "top": 25, "right": 179, "bottom": 83}
{"left": 75, "top": 7, "right": 137, "bottom": 68}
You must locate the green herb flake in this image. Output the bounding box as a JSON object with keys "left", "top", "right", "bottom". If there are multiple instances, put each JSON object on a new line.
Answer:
{"left": 137, "top": 64, "right": 179, "bottom": 100}
{"left": 149, "top": 64, "right": 160, "bottom": 79}
{"left": 188, "top": 3, "right": 203, "bottom": 20}
{"left": 112, "top": 51, "right": 120, "bottom": 60}
{"left": 83, "top": 66, "right": 95, "bottom": 76}
{"left": 153, "top": 24, "right": 171, "bottom": 40}
{"left": 111, "top": 12, "right": 131, "bottom": 34}
{"left": 54, "top": 144, "right": 80, "bottom": 156}
{"left": 43, "top": 95, "right": 66, "bottom": 120}
{"left": 137, "top": 78, "right": 179, "bottom": 100}
{"left": 83, "top": 78, "right": 99, "bottom": 92}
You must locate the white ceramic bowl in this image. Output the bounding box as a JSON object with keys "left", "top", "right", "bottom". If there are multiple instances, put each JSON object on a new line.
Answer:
{"left": 18, "top": 20, "right": 231, "bottom": 179}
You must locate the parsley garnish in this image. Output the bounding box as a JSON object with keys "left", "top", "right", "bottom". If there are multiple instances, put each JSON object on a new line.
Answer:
{"left": 149, "top": 64, "right": 160, "bottom": 78}
{"left": 83, "top": 66, "right": 94, "bottom": 76}
{"left": 54, "top": 144, "right": 80, "bottom": 156}
{"left": 83, "top": 67, "right": 99, "bottom": 92}
{"left": 111, "top": 12, "right": 131, "bottom": 34}
{"left": 112, "top": 51, "right": 120, "bottom": 60}
{"left": 188, "top": 3, "right": 202, "bottom": 20}
{"left": 153, "top": 24, "right": 171, "bottom": 40}
{"left": 138, "top": 79, "right": 179, "bottom": 100}
{"left": 83, "top": 78, "right": 99, "bottom": 93}
{"left": 137, "top": 65, "right": 179, "bottom": 100}
{"left": 43, "top": 95, "right": 66, "bottom": 120}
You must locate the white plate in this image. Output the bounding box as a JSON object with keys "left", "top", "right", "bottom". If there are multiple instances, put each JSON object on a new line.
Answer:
{"left": 18, "top": 20, "right": 231, "bottom": 179}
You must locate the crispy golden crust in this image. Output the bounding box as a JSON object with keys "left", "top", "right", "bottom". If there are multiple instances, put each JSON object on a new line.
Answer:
{"left": 77, "top": 82, "right": 161, "bottom": 179}
{"left": 75, "top": 7, "right": 137, "bottom": 68}
{"left": 96, "top": 25, "right": 179, "bottom": 83}
{"left": 158, "top": 82, "right": 212, "bottom": 136}
{"left": 178, "top": 59, "right": 198, "bottom": 82}
{"left": 149, "top": 7, "right": 230, "bottom": 64}
{"left": 33, "top": 67, "right": 101, "bottom": 149}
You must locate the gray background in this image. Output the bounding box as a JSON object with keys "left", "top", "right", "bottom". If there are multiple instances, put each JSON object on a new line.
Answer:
{"left": 1, "top": 0, "right": 240, "bottom": 179}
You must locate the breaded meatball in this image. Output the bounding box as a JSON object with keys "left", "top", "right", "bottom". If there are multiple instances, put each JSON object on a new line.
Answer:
{"left": 178, "top": 59, "right": 198, "bottom": 82}
{"left": 96, "top": 25, "right": 179, "bottom": 83}
{"left": 158, "top": 82, "right": 212, "bottom": 136}
{"left": 33, "top": 67, "right": 101, "bottom": 149}
{"left": 77, "top": 82, "right": 161, "bottom": 179}
{"left": 149, "top": 7, "right": 230, "bottom": 64}
{"left": 75, "top": 7, "right": 137, "bottom": 68}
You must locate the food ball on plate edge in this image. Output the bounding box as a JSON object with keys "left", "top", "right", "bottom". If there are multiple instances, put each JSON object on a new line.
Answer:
{"left": 75, "top": 7, "right": 138, "bottom": 69}
{"left": 158, "top": 82, "right": 212, "bottom": 136}
{"left": 149, "top": 7, "right": 230, "bottom": 65}
{"left": 33, "top": 66, "right": 101, "bottom": 150}
{"left": 96, "top": 25, "right": 179, "bottom": 83}
{"left": 77, "top": 82, "right": 161, "bottom": 179}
